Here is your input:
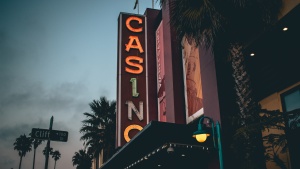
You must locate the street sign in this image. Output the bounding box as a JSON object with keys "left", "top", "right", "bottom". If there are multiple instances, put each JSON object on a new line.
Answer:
{"left": 31, "top": 128, "right": 51, "bottom": 140}
{"left": 50, "top": 130, "right": 68, "bottom": 142}
{"left": 31, "top": 128, "right": 68, "bottom": 142}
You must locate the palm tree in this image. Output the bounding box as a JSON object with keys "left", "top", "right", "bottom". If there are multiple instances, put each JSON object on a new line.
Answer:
{"left": 72, "top": 149, "right": 92, "bottom": 169}
{"left": 158, "top": 0, "right": 282, "bottom": 168}
{"left": 29, "top": 133, "right": 44, "bottom": 169}
{"left": 43, "top": 146, "right": 53, "bottom": 157}
{"left": 51, "top": 150, "right": 61, "bottom": 169}
{"left": 13, "top": 134, "right": 33, "bottom": 169}
{"left": 80, "top": 96, "right": 116, "bottom": 168}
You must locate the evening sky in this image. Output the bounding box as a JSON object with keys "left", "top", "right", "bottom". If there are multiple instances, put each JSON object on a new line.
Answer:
{"left": 0, "top": 1, "right": 160, "bottom": 169}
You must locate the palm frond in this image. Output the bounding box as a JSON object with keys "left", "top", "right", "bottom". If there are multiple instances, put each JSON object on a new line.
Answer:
{"left": 79, "top": 96, "right": 116, "bottom": 162}
{"left": 168, "top": 0, "right": 224, "bottom": 47}
{"left": 159, "top": 0, "right": 281, "bottom": 49}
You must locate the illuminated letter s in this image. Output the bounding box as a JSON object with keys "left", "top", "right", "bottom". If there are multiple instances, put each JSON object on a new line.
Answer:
{"left": 125, "top": 56, "right": 143, "bottom": 74}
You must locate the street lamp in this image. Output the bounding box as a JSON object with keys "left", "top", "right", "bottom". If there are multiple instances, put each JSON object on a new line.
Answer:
{"left": 193, "top": 116, "right": 224, "bottom": 169}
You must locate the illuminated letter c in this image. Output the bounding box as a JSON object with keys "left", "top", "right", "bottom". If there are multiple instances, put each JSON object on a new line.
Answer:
{"left": 126, "top": 16, "right": 143, "bottom": 32}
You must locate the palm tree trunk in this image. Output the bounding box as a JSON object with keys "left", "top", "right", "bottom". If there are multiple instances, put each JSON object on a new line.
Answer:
{"left": 95, "top": 153, "right": 99, "bottom": 169}
{"left": 32, "top": 148, "right": 36, "bottom": 169}
{"left": 19, "top": 156, "right": 23, "bottom": 169}
{"left": 229, "top": 43, "right": 260, "bottom": 125}
{"left": 229, "top": 43, "right": 266, "bottom": 169}
{"left": 54, "top": 160, "right": 56, "bottom": 169}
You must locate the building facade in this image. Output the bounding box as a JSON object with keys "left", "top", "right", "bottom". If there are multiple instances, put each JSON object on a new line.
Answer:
{"left": 100, "top": 1, "right": 300, "bottom": 169}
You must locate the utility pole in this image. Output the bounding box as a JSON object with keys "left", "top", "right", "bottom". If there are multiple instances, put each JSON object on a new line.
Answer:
{"left": 44, "top": 116, "right": 53, "bottom": 169}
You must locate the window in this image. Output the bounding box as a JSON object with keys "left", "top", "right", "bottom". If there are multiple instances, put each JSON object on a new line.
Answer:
{"left": 281, "top": 84, "right": 300, "bottom": 169}
{"left": 281, "top": 85, "right": 300, "bottom": 129}
{"left": 281, "top": 85, "right": 300, "bottom": 112}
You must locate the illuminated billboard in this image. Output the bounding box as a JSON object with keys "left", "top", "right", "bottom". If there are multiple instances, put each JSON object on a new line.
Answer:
{"left": 117, "top": 13, "right": 148, "bottom": 147}
{"left": 181, "top": 35, "right": 204, "bottom": 123}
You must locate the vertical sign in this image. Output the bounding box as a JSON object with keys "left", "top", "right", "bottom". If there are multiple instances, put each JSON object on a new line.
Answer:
{"left": 156, "top": 21, "right": 166, "bottom": 122}
{"left": 181, "top": 35, "right": 204, "bottom": 123}
{"left": 117, "top": 13, "right": 148, "bottom": 147}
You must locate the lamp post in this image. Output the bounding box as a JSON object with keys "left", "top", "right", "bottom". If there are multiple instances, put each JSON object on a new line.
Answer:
{"left": 193, "top": 116, "right": 224, "bottom": 169}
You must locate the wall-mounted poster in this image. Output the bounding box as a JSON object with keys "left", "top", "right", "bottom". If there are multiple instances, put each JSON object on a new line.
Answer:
{"left": 181, "top": 35, "right": 204, "bottom": 123}
{"left": 156, "top": 21, "right": 166, "bottom": 122}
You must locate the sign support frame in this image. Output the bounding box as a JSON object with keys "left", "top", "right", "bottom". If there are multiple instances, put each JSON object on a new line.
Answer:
{"left": 44, "top": 116, "right": 53, "bottom": 169}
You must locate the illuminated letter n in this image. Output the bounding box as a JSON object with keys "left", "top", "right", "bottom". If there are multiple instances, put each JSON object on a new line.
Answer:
{"left": 126, "top": 101, "right": 143, "bottom": 121}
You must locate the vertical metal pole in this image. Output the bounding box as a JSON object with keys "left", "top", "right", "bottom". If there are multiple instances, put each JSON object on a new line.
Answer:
{"left": 216, "top": 121, "right": 224, "bottom": 169}
{"left": 44, "top": 116, "right": 53, "bottom": 169}
{"left": 152, "top": 0, "right": 154, "bottom": 8}
{"left": 201, "top": 116, "right": 216, "bottom": 148}
{"left": 210, "top": 120, "right": 216, "bottom": 149}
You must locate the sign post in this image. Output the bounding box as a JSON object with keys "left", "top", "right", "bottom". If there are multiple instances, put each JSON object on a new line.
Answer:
{"left": 31, "top": 116, "right": 68, "bottom": 169}
{"left": 44, "top": 116, "right": 53, "bottom": 169}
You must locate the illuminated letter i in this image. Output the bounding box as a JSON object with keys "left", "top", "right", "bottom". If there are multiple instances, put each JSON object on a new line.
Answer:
{"left": 130, "top": 78, "right": 139, "bottom": 97}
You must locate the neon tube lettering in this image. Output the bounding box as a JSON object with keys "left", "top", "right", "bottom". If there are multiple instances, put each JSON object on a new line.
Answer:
{"left": 130, "top": 78, "right": 139, "bottom": 97}
{"left": 126, "top": 101, "right": 143, "bottom": 121}
{"left": 125, "top": 56, "right": 143, "bottom": 74}
{"left": 126, "top": 16, "right": 143, "bottom": 32}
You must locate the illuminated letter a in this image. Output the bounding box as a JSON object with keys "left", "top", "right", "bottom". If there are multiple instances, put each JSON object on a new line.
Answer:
{"left": 125, "top": 36, "right": 144, "bottom": 53}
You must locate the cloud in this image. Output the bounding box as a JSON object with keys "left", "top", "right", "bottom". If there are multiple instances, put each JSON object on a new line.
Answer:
{"left": 0, "top": 153, "right": 15, "bottom": 168}
{"left": 0, "top": 1, "right": 122, "bottom": 169}
{"left": 0, "top": 124, "right": 37, "bottom": 142}
{"left": 0, "top": 77, "right": 88, "bottom": 121}
{"left": 0, "top": 22, "right": 104, "bottom": 169}
{"left": 0, "top": 78, "right": 90, "bottom": 169}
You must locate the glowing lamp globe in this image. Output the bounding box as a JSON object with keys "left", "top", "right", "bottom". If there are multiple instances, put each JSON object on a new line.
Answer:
{"left": 194, "top": 133, "right": 210, "bottom": 142}
{"left": 193, "top": 126, "right": 211, "bottom": 143}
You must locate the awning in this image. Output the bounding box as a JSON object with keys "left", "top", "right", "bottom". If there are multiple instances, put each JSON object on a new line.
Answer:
{"left": 100, "top": 121, "right": 216, "bottom": 169}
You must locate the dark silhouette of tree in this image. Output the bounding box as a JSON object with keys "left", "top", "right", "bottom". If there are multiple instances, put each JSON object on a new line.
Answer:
{"left": 51, "top": 150, "right": 61, "bottom": 169}
{"left": 158, "top": 0, "right": 284, "bottom": 168}
{"left": 43, "top": 146, "right": 53, "bottom": 157}
{"left": 80, "top": 96, "right": 116, "bottom": 168}
{"left": 72, "top": 149, "right": 92, "bottom": 169}
{"left": 29, "top": 133, "right": 44, "bottom": 169}
{"left": 13, "top": 134, "right": 33, "bottom": 169}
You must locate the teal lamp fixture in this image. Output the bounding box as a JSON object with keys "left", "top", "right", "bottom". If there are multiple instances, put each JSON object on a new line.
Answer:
{"left": 193, "top": 116, "right": 224, "bottom": 169}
